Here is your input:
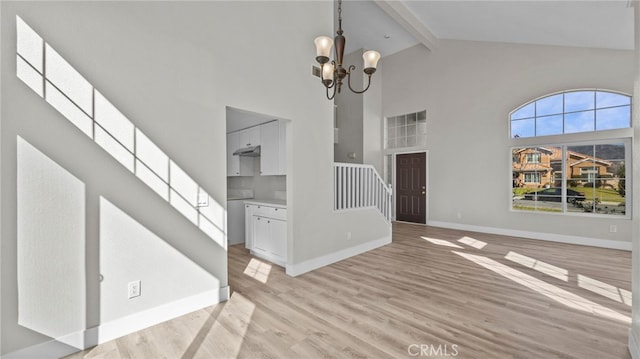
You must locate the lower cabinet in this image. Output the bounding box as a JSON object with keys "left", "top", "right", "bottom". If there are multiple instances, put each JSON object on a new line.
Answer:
{"left": 245, "top": 204, "right": 256, "bottom": 250}
{"left": 244, "top": 202, "right": 287, "bottom": 266}
{"left": 252, "top": 216, "right": 286, "bottom": 263}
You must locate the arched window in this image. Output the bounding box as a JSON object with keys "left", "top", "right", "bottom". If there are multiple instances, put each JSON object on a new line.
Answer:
{"left": 510, "top": 90, "right": 631, "bottom": 217}
{"left": 510, "top": 90, "right": 631, "bottom": 138}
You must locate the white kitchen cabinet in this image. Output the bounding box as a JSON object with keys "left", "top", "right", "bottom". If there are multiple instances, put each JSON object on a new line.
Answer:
{"left": 278, "top": 121, "right": 286, "bottom": 174}
{"left": 259, "top": 120, "right": 286, "bottom": 176}
{"left": 227, "top": 132, "right": 239, "bottom": 176}
{"left": 269, "top": 218, "right": 287, "bottom": 260}
{"left": 244, "top": 201, "right": 286, "bottom": 266}
{"left": 238, "top": 126, "right": 260, "bottom": 148}
{"left": 244, "top": 203, "right": 257, "bottom": 249}
{"left": 251, "top": 216, "right": 286, "bottom": 265}
{"left": 227, "top": 200, "right": 246, "bottom": 245}
{"left": 227, "top": 132, "right": 254, "bottom": 177}
{"left": 252, "top": 216, "right": 270, "bottom": 252}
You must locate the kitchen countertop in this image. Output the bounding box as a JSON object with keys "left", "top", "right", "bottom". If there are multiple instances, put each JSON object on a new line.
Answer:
{"left": 244, "top": 199, "right": 287, "bottom": 208}
{"left": 228, "top": 189, "right": 254, "bottom": 201}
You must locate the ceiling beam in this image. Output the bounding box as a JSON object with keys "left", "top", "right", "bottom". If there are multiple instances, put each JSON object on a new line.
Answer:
{"left": 373, "top": 0, "right": 438, "bottom": 51}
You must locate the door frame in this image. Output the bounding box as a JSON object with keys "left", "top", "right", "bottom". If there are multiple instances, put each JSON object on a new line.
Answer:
{"left": 390, "top": 150, "right": 429, "bottom": 224}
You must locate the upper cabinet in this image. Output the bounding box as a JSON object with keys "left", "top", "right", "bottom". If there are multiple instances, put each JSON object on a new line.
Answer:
{"left": 238, "top": 126, "right": 260, "bottom": 148}
{"left": 260, "top": 121, "right": 286, "bottom": 176}
{"left": 227, "top": 131, "right": 254, "bottom": 177}
{"left": 227, "top": 120, "right": 286, "bottom": 177}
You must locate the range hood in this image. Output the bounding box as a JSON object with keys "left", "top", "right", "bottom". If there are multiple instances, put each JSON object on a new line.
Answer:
{"left": 233, "top": 145, "right": 261, "bottom": 157}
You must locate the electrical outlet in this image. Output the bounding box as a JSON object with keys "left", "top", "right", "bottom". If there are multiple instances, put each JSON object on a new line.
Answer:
{"left": 128, "top": 280, "right": 141, "bottom": 299}
{"left": 347, "top": 231, "right": 352, "bottom": 240}
{"left": 610, "top": 224, "right": 617, "bottom": 233}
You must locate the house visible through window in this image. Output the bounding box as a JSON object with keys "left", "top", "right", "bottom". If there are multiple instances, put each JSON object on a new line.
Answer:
{"left": 510, "top": 89, "right": 631, "bottom": 217}
{"left": 512, "top": 142, "right": 628, "bottom": 216}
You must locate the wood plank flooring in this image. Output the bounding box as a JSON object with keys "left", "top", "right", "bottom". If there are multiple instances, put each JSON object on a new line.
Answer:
{"left": 66, "top": 222, "right": 632, "bottom": 358}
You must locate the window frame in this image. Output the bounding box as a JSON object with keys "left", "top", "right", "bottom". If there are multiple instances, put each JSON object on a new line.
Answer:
{"left": 525, "top": 153, "right": 541, "bottom": 164}
{"left": 523, "top": 172, "right": 541, "bottom": 184}
{"left": 510, "top": 138, "right": 631, "bottom": 219}
{"left": 509, "top": 89, "right": 632, "bottom": 139}
{"left": 384, "top": 110, "right": 427, "bottom": 151}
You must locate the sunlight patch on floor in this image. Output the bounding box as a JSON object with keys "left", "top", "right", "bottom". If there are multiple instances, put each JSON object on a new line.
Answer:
{"left": 504, "top": 251, "right": 568, "bottom": 282}
{"left": 454, "top": 251, "right": 630, "bottom": 324}
{"left": 243, "top": 258, "right": 272, "bottom": 284}
{"left": 421, "top": 236, "right": 464, "bottom": 249}
{"left": 196, "top": 291, "right": 255, "bottom": 357}
{"left": 578, "top": 274, "right": 631, "bottom": 307}
{"left": 457, "top": 236, "right": 487, "bottom": 249}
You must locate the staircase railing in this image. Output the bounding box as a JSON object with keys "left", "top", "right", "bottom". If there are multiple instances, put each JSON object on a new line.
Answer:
{"left": 333, "top": 162, "right": 392, "bottom": 222}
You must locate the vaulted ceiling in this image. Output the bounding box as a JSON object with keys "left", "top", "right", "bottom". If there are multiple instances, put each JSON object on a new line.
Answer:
{"left": 342, "top": 0, "right": 635, "bottom": 58}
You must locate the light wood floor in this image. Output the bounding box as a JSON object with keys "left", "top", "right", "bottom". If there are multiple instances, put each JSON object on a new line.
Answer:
{"left": 67, "top": 222, "right": 632, "bottom": 358}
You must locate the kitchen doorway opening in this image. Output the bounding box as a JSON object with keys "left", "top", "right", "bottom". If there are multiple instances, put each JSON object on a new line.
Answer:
{"left": 225, "top": 107, "right": 290, "bottom": 282}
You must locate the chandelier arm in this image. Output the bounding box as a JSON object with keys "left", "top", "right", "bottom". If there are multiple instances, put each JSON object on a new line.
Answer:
{"left": 346, "top": 65, "right": 373, "bottom": 94}
{"left": 326, "top": 84, "right": 337, "bottom": 100}
{"left": 324, "top": 79, "right": 336, "bottom": 89}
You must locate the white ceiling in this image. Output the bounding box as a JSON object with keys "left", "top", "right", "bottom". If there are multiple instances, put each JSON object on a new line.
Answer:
{"left": 341, "top": 0, "right": 419, "bottom": 56}
{"left": 343, "top": 0, "right": 635, "bottom": 58}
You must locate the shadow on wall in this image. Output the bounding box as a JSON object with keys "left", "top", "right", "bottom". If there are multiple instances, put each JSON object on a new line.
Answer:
{"left": 17, "top": 138, "right": 223, "bottom": 349}
{"left": 12, "top": 14, "right": 228, "bottom": 354}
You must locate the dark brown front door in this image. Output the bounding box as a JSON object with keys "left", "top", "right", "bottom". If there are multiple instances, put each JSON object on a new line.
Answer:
{"left": 396, "top": 152, "right": 426, "bottom": 224}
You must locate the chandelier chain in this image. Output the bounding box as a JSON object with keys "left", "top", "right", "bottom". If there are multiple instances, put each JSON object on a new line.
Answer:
{"left": 337, "top": 0, "right": 343, "bottom": 35}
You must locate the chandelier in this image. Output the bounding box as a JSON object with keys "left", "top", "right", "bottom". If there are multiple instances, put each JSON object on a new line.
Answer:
{"left": 314, "top": 0, "right": 381, "bottom": 100}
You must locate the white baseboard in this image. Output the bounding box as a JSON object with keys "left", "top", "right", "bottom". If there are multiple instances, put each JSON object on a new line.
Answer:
{"left": 250, "top": 250, "right": 286, "bottom": 267}
{"left": 1, "top": 339, "right": 80, "bottom": 359}
{"left": 95, "top": 286, "right": 229, "bottom": 344}
{"left": 630, "top": 327, "right": 640, "bottom": 359}
{"left": 4, "top": 286, "right": 229, "bottom": 359}
{"left": 286, "top": 235, "right": 391, "bottom": 277}
{"left": 428, "top": 221, "right": 631, "bottom": 251}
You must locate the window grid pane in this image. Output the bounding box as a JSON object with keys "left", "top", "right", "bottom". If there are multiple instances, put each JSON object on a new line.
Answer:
{"left": 510, "top": 90, "right": 631, "bottom": 138}
{"left": 513, "top": 143, "right": 627, "bottom": 217}
{"left": 386, "top": 110, "right": 426, "bottom": 149}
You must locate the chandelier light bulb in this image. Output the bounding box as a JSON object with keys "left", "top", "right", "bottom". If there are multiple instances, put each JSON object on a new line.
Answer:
{"left": 314, "top": 36, "right": 333, "bottom": 64}
{"left": 322, "top": 63, "right": 335, "bottom": 81}
{"left": 363, "top": 50, "right": 381, "bottom": 71}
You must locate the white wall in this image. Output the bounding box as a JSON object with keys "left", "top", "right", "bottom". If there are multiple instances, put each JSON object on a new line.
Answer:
{"left": 333, "top": 48, "right": 384, "bottom": 175}
{"left": 382, "top": 40, "right": 635, "bottom": 246}
{"left": 1, "top": 1, "right": 394, "bottom": 356}
{"left": 363, "top": 60, "right": 384, "bottom": 175}
{"left": 334, "top": 49, "right": 364, "bottom": 164}
{"left": 16, "top": 138, "right": 86, "bottom": 344}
